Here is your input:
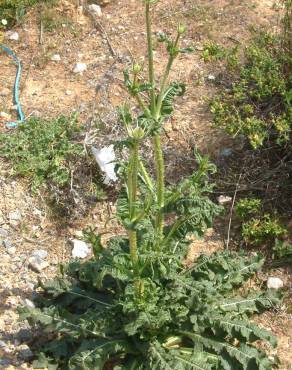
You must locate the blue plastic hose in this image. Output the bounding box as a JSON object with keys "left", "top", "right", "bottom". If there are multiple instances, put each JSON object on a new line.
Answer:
{"left": 1, "top": 44, "right": 25, "bottom": 128}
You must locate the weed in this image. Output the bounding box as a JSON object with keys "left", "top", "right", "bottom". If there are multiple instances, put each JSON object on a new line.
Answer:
{"left": 19, "top": 1, "right": 281, "bottom": 369}
{"left": 0, "top": 0, "right": 57, "bottom": 26}
{"left": 210, "top": 2, "right": 292, "bottom": 149}
{"left": 0, "top": 115, "right": 82, "bottom": 191}
{"left": 236, "top": 198, "right": 287, "bottom": 246}
{"left": 0, "top": 115, "right": 106, "bottom": 216}
{"left": 201, "top": 41, "right": 226, "bottom": 62}
{"left": 235, "top": 198, "right": 262, "bottom": 219}
{"left": 241, "top": 216, "right": 287, "bottom": 245}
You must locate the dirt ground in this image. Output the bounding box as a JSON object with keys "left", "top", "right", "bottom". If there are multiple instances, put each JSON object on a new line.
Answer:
{"left": 0, "top": 0, "right": 291, "bottom": 369}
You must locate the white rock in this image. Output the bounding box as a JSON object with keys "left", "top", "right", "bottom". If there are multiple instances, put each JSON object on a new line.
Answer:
{"left": 71, "top": 239, "right": 89, "bottom": 259}
{"left": 28, "top": 256, "right": 49, "bottom": 272}
{"left": 207, "top": 74, "right": 216, "bottom": 81}
{"left": 51, "top": 54, "right": 61, "bottom": 61}
{"left": 217, "top": 195, "right": 232, "bottom": 205}
{"left": 0, "top": 228, "right": 9, "bottom": 237}
{"left": 73, "top": 62, "right": 87, "bottom": 73}
{"left": 267, "top": 277, "right": 284, "bottom": 290}
{"left": 32, "top": 249, "right": 48, "bottom": 259}
{"left": 3, "top": 239, "right": 13, "bottom": 249}
{"left": 9, "top": 209, "right": 22, "bottom": 221}
{"left": 33, "top": 208, "right": 42, "bottom": 216}
{"left": 7, "top": 247, "right": 16, "bottom": 255}
{"left": 0, "top": 111, "right": 11, "bottom": 120}
{"left": 0, "top": 88, "right": 10, "bottom": 97}
{"left": 6, "top": 31, "right": 19, "bottom": 41}
{"left": 92, "top": 145, "right": 117, "bottom": 184}
{"left": 1, "top": 19, "right": 8, "bottom": 26}
{"left": 88, "top": 4, "right": 102, "bottom": 17}
{"left": 66, "top": 90, "right": 72, "bottom": 96}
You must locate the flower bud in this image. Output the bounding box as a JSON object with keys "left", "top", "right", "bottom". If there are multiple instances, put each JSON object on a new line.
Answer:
{"left": 132, "top": 63, "right": 142, "bottom": 74}
{"left": 130, "top": 127, "right": 145, "bottom": 140}
{"left": 177, "top": 23, "right": 186, "bottom": 35}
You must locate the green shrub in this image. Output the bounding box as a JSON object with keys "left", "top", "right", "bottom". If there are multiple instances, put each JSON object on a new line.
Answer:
{"left": 241, "top": 215, "right": 287, "bottom": 246}
{"left": 272, "top": 239, "right": 292, "bottom": 266}
{"left": 19, "top": 1, "right": 281, "bottom": 369}
{"left": 0, "top": 0, "right": 56, "bottom": 26}
{"left": 0, "top": 115, "right": 83, "bottom": 192}
{"left": 210, "top": 28, "right": 292, "bottom": 148}
{"left": 235, "top": 198, "right": 262, "bottom": 219}
{"left": 235, "top": 198, "right": 287, "bottom": 246}
{"left": 201, "top": 41, "right": 226, "bottom": 62}
{"left": 1, "top": 0, "right": 38, "bottom": 25}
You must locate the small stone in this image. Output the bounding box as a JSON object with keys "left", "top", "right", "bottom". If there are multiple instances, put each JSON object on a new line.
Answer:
{"left": 1, "top": 19, "right": 8, "bottom": 26}
{"left": 28, "top": 256, "right": 49, "bottom": 272}
{"left": 7, "top": 246, "right": 16, "bottom": 255}
{"left": 33, "top": 208, "right": 42, "bottom": 217}
{"left": 32, "top": 249, "right": 48, "bottom": 259}
{"left": 0, "top": 227, "right": 9, "bottom": 237}
{"left": 88, "top": 4, "right": 102, "bottom": 17}
{"left": 207, "top": 74, "right": 216, "bottom": 81}
{"left": 65, "top": 90, "right": 72, "bottom": 96}
{"left": 71, "top": 239, "right": 89, "bottom": 259}
{"left": 6, "top": 31, "right": 19, "bottom": 41}
{"left": 51, "top": 54, "right": 61, "bottom": 61}
{"left": 220, "top": 148, "right": 233, "bottom": 157}
{"left": 18, "top": 344, "right": 33, "bottom": 360}
{"left": 9, "top": 209, "right": 22, "bottom": 221}
{"left": 0, "top": 88, "right": 10, "bottom": 97}
{"left": 3, "top": 239, "right": 13, "bottom": 249}
{"left": 73, "top": 62, "right": 87, "bottom": 73}
{"left": 0, "top": 340, "right": 7, "bottom": 348}
{"left": 24, "top": 298, "right": 35, "bottom": 309}
{"left": 267, "top": 277, "right": 284, "bottom": 290}
{"left": 0, "top": 111, "right": 11, "bottom": 120}
{"left": 217, "top": 195, "right": 232, "bottom": 205}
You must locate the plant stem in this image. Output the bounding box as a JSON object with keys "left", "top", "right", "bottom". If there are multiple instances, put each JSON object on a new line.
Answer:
{"left": 128, "top": 141, "right": 139, "bottom": 264}
{"left": 139, "top": 159, "right": 154, "bottom": 192}
{"left": 155, "top": 34, "right": 181, "bottom": 119}
{"left": 145, "top": 2, "right": 156, "bottom": 113}
{"left": 153, "top": 134, "right": 165, "bottom": 239}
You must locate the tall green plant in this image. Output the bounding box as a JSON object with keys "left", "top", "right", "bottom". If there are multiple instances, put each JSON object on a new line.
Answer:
{"left": 20, "top": 1, "right": 281, "bottom": 369}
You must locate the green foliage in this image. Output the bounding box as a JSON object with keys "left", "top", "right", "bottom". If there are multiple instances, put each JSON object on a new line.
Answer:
{"left": 201, "top": 41, "right": 226, "bottom": 62}
{"left": 201, "top": 41, "right": 239, "bottom": 68}
{"left": 241, "top": 216, "right": 287, "bottom": 245}
{"left": 0, "top": 115, "right": 83, "bottom": 192}
{"left": 235, "top": 198, "right": 287, "bottom": 246}
{"left": 210, "top": 29, "right": 292, "bottom": 148}
{"left": 18, "top": 2, "right": 282, "bottom": 369}
{"left": 235, "top": 198, "right": 262, "bottom": 219}
{"left": 272, "top": 239, "right": 292, "bottom": 266}
{"left": 0, "top": 0, "right": 56, "bottom": 26}
{"left": 20, "top": 247, "right": 280, "bottom": 369}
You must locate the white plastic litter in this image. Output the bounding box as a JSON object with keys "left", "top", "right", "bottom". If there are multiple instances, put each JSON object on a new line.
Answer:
{"left": 92, "top": 145, "right": 118, "bottom": 184}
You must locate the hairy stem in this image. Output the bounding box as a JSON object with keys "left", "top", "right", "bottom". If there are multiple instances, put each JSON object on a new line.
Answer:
{"left": 128, "top": 141, "right": 139, "bottom": 264}
{"left": 153, "top": 134, "right": 165, "bottom": 239}
{"left": 146, "top": 2, "right": 156, "bottom": 113}
{"left": 155, "top": 33, "right": 181, "bottom": 120}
